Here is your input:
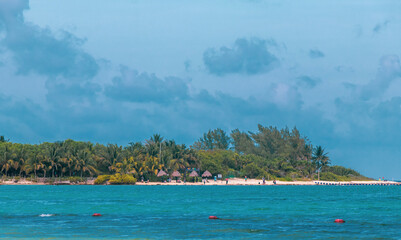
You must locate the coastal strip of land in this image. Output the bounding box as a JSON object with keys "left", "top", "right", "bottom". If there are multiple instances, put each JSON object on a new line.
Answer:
{"left": 0, "top": 178, "right": 399, "bottom": 186}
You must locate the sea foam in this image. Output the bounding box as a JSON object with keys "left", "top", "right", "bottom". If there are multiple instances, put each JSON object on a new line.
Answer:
{"left": 39, "top": 214, "right": 55, "bottom": 217}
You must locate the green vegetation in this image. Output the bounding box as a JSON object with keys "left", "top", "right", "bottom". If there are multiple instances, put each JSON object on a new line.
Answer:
{"left": 68, "top": 176, "right": 84, "bottom": 184}
{"left": 108, "top": 174, "right": 137, "bottom": 185}
{"left": 0, "top": 124, "right": 367, "bottom": 183}
{"left": 94, "top": 175, "right": 111, "bottom": 185}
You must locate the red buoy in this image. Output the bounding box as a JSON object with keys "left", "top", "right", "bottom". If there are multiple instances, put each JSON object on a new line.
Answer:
{"left": 334, "top": 219, "right": 345, "bottom": 223}
{"left": 209, "top": 216, "right": 219, "bottom": 219}
{"left": 92, "top": 213, "right": 102, "bottom": 217}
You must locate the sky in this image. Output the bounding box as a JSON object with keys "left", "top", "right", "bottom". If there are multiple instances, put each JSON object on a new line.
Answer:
{"left": 0, "top": 0, "right": 401, "bottom": 179}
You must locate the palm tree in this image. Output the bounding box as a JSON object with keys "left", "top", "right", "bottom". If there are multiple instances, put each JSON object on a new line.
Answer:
{"left": 37, "top": 162, "right": 46, "bottom": 178}
{"left": 133, "top": 157, "right": 150, "bottom": 177}
{"left": 1, "top": 144, "right": 12, "bottom": 176}
{"left": 0, "top": 136, "right": 9, "bottom": 142}
{"left": 41, "top": 160, "right": 49, "bottom": 178}
{"left": 22, "top": 162, "right": 32, "bottom": 178}
{"left": 146, "top": 155, "right": 163, "bottom": 176}
{"left": 11, "top": 159, "right": 19, "bottom": 177}
{"left": 145, "top": 134, "right": 164, "bottom": 157}
{"left": 312, "top": 146, "right": 330, "bottom": 180}
{"left": 76, "top": 149, "right": 97, "bottom": 177}
{"left": 101, "top": 144, "right": 122, "bottom": 173}
{"left": 17, "top": 157, "right": 26, "bottom": 177}
{"left": 66, "top": 145, "right": 79, "bottom": 176}
{"left": 60, "top": 157, "right": 74, "bottom": 177}
{"left": 48, "top": 158, "right": 60, "bottom": 178}
{"left": 1, "top": 159, "right": 14, "bottom": 177}
{"left": 110, "top": 157, "right": 134, "bottom": 174}
{"left": 13, "top": 145, "right": 29, "bottom": 177}
{"left": 45, "top": 142, "right": 62, "bottom": 178}
{"left": 28, "top": 154, "right": 42, "bottom": 179}
{"left": 150, "top": 134, "right": 164, "bottom": 146}
{"left": 169, "top": 157, "right": 188, "bottom": 171}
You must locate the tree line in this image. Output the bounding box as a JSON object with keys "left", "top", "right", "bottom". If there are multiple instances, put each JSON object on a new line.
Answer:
{"left": 0, "top": 124, "right": 366, "bottom": 182}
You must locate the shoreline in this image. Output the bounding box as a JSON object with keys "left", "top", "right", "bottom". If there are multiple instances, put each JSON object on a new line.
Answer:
{"left": 0, "top": 178, "right": 399, "bottom": 186}
{"left": 135, "top": 178, "right": 400, "bottom": 186}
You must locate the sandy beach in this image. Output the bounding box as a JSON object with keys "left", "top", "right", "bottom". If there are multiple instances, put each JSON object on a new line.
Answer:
{"left": 135, "top": 178, "right": 400, "bottom": 186}
{"left": 0, "top": 178, "right": 398, "bottom": 186}
{"left": 0, "top": 179, "right": 95, "bottom": 185}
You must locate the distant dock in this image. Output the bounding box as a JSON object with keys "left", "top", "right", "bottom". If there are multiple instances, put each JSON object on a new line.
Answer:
{"left": 315, "top": 181, "right": 400, "bottom": 186}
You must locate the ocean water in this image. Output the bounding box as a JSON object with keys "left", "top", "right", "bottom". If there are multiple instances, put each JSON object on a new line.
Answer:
{"left": 0, "top": 185, "right": 400, "bottom": 239}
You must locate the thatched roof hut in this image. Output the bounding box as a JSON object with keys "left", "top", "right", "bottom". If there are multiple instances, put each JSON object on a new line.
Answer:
{"left": 171, "top": 171, "right": 181, "bottom": 177}
{"left": 202, "top": 170, "right": 212, "bottom": 177}
{"left": 157, "top": 170, "right": 167, "bottom": 177}
{"left": 189, "top": 170, "right": 198, "bottom": 177}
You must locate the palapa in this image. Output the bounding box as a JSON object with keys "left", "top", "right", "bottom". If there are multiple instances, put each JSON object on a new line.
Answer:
{"left": 171, "top": 171, "right": 181, "bottom": 177}
{"left": 202, "top": 170, "right": 212, "bottom": 177}
{"left": 189, "top": 170, "right": 198, "bottom": 177}
{"left": 157, "top": 170, "right": 167, "bottom": 177}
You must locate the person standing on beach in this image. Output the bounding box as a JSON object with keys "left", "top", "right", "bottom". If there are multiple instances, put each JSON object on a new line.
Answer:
{"left": 262, "top": 177, "right": 265, "bottom": 184}
{"left": 226, "top": 178, "right": 228, "bottom": 184}
{"left": 245, "top": 176, "right": 247, "bottom": 181}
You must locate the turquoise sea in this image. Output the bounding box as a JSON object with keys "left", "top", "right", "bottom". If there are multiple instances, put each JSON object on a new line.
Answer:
{"left": 0, "top": 185, "right": 400, "bottom": 239}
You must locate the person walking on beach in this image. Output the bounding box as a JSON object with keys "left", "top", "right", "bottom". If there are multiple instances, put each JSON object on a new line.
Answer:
{"left": 226, "top": 178, "right": 228, "bottom": 184}
{"left": 245, "top": 176, "right": 247, "bottom": 181}
{"left": 262, "top": 177, "right": 265, "bottom": 185}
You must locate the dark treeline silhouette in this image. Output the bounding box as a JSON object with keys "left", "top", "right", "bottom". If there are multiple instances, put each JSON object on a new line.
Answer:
{"left": 0, "top": 124, "right": 366, "bottom": 182}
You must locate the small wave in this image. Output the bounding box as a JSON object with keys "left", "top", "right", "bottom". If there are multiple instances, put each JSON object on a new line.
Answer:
{"left": 39, "top": 214, "right": 55, "bottom": 217}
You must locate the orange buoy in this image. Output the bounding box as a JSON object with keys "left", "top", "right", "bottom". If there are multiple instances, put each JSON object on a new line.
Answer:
{"left": 334, "top": 219, "right": 345, "bottom": 223}
{"left": 209, "top": 216, "right": 219, "bottom": 219}
{"left": 92, "top": 213, "right": 102, "bottom": 217}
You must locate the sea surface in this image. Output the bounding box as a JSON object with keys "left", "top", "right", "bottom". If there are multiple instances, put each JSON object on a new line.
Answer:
{"left": 0, "top": 185, "right": 400, "bottom": 239}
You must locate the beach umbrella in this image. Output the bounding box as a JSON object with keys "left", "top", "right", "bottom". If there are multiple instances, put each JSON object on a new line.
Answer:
{"left": 202, "top": 170, "right": 212, "bottom": 178}
{"left": 157, "top": 170, "right": 167, "bottom": 177}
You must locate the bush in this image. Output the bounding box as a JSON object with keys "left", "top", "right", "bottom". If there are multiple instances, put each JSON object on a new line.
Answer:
{"left": 277, "top": 176, "right": 293, "bottom": 181}
{"left": 328, "top": 166, "right": 361, "bottom": 177}
{"left": 68, "top": 176, "right": 83, "bottom": 183}
{"left": 242, "top": 163, "right": 266, "bottom": 178}
{"left": 108, "top": 174, "right": 137, "bottom": 185}
{"left": 318, "top": 172, "right": 348, "bottom": 181}
{"left": 94, "top": 175, "right": 111, "bottom": 185}
{"left": 44, "top": 178, "right": 55, "bottom": 184}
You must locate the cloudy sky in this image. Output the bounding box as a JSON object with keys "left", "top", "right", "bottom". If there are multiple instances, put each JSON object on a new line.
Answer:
{"left": 1, "top": 0, "right": 401, "bottom": 178}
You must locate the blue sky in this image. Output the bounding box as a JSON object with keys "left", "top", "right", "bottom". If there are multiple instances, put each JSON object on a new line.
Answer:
{"left": 1, "top": 0, "right": 401, "bottom": 178}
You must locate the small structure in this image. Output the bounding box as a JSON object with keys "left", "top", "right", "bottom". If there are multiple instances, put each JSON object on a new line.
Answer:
{"left": 202, "top": 170, "right": 212, "bottom": 178}
{"left": 157, "top": 170, "right": 167, "bottom": 182}
{"left": 157, "top": 170, "right": 167, "bottom": 177}
{"left": 189, "top": 170, "right": 199, "bottom": 182}
{"left": 171, "top": 171, "right": 181, "bottom": 182}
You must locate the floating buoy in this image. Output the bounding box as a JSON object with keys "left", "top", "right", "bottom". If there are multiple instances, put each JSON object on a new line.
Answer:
{"left": 334, "top": 219, "right": 345, "bottom": 223}
{"left": 209, "top": 216, "right": 219, "bottom": 219}
{"left": 92, "top": 213, "right": 102, "bottom": 217}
